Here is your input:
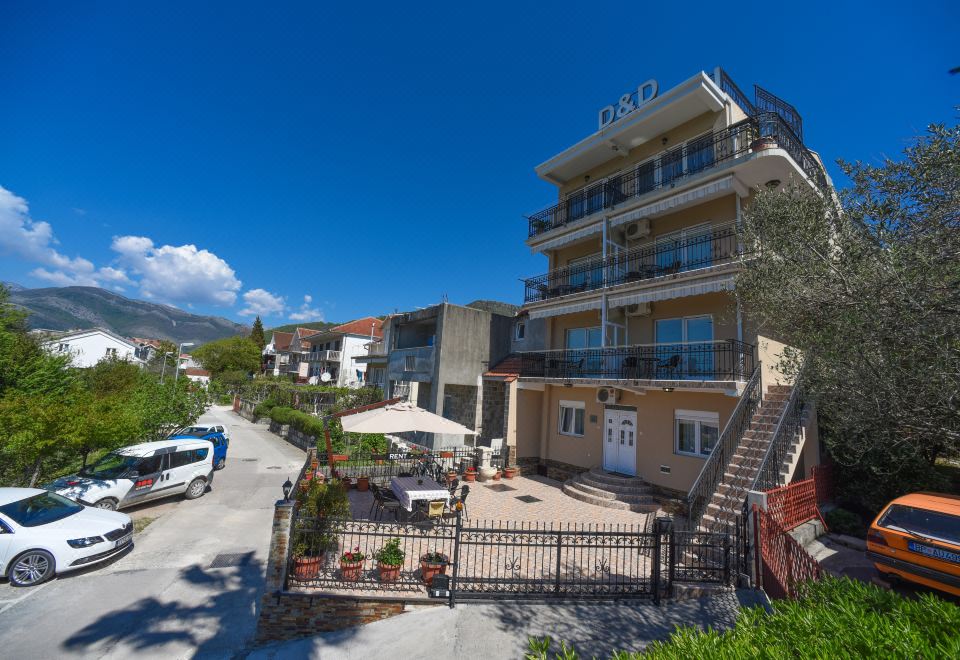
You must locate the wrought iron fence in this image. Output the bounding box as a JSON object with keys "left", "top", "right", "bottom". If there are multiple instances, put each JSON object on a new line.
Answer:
{"left": 527, "top": 111, "right": 828, "bottom": 238}
{"left": 523, "top": 223, "right": 742, "bottom": 303}
{"left": 285, "top": 512, "right": 742, "bottom": 603}
{"left": 517, "top": 340, "right": 754, "bottom": 383}
{"left": 315, "top": 447, "right": 505, "bottom": 486}
{"left": 685, "top": 368, "right": 762, "bottom": 531}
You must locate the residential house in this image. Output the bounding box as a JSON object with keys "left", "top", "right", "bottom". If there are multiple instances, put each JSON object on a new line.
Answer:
{"left": 262, "top": 331, "right": 294, "bottom": 376}
{"left": 354, "top": 317, "right": 391, "bottom": 390}
{"left": 129, "top": 337, "right": 163, "bottom": 363}
{"left": 287, "top": 327, "right": 322, "bottom": 383}
{"left": 385, "top": 302, "right": 515, "bottom": 449}
{"left": 43, "top": 328, "right": 145, "bottom": 368}
{"left": 183, "top": 367, "right": 211, "bottom": 387}
{"left": 489, "top": 68, "right": 825, "bottom": 530}
{"left": 303, "top": 317, "right": 382, "bottom": 388}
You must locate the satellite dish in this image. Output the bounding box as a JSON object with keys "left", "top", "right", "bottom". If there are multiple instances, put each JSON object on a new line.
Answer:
{"left": 307, "top": 376, "right": 318, "bottom": 385}
{"left": 320, "top": 372, "right": 332, "bottom": 383}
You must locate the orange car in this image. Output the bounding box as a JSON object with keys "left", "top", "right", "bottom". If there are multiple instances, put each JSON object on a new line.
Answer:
{"left": 866, "top": 492, "right": 960, "bottom": 597}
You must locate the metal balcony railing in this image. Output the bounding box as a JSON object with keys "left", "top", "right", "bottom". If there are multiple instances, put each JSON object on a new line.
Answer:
{"left": 517, "top": 340, "right": 754, "bottom": 382}
{"left": 306, "top": 350, "right": 341, "bottom": 362}
{"left": 526, "top": 112, "right": 827, "bottom": 239}
{"left": 523, "top": 222, "right": 742, "bottom": 303}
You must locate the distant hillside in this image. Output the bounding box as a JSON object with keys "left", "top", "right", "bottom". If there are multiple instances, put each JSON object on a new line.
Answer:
{"left": 266, "top": 321, "right": 338, "bottom": 341}
{"left": 8, "top": 285, "right": 247, "bottom": 345}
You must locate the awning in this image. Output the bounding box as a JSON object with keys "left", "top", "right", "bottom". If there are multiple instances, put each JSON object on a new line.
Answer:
{"left": 609, "top": 176, "right": 735, "bottom": 229}
{"left": 608, "top": 273, "right": 735, "bottom": 307}
{"left": 339, "top": 401, "right": 477, "bottom": 435}
{"left": 527, "top": 296, "right": 603, "bottom": 319}
{"left": 531, "top": 222, "right": 602, "bottom": 253}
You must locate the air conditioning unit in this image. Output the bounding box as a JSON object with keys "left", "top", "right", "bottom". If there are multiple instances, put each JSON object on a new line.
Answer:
{"left": 596, "top": 387, "right": 620, "bottom": 404}
{"left": 625, "top": 302, "right": 652, "bottom": 317}
{"left": 624, "top": 219, "right": 651, "bottom": 240}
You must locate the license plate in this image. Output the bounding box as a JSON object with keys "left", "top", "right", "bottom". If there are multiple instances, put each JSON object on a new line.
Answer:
{"left": 908, "top": 540, "right": 960, "bottom": 565}
{"left": 114, "top": 533, "right": 133, "bottom": 549}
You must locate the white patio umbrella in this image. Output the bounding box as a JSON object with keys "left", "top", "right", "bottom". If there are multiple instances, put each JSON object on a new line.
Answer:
{"left": 339, "top": 401, "right": 477, "bottom": 436}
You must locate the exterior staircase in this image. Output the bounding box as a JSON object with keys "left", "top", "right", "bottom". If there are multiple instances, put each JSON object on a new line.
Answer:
{"left": 699, "top": 384, "right": 802, "bottom": 532}
{"left": 562, "top": 467, "right": 660, "bottom": 514}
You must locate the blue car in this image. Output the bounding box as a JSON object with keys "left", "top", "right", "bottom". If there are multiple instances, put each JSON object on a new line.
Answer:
{"left": 169, "top": 431, "right": 229, "bottom": 470}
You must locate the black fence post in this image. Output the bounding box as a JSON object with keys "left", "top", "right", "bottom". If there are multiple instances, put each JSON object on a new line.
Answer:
{"left": 652, "top": 522, "right": 662, "bottom": 606}
{"left": 554, "top": 529, "right": 563, "bottom": 594}
{"left": 449, "top": 510, "right": 463, "bottom": 609}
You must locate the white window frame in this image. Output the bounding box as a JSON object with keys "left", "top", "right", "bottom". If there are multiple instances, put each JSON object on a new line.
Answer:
{"left": 404, "top": 355, "right": 416, "bottom": 371}
{"left": 558, "top": 400, "right": 586, "bottom": 437}
{"left": 515, "top": 321, "right": 526, "bottom": 341}
{"left": 674, "top": 409, "right": 720, "bottom": 458}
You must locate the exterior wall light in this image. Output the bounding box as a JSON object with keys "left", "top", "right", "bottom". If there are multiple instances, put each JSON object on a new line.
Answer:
{"left": 662, "top": 387, "right": 674, "bottom": 392}
{"left": 765, "top": 179, "right": 782, "bottom": 188}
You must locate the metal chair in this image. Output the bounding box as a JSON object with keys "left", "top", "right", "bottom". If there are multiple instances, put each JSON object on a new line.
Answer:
{"left": 657, "top": 354, "right": 681, "bottom": 379}
{"left": 449, "top": 484, "right": 470, "bottom": 520}
{"left": 427, "top": 500, "right": 446, "bottom": 519}
{"left": 447, "top": 477, "right": 459, "bottom": 496}
{"left": 369, "top": 484, "right": 401, "bottom": 521}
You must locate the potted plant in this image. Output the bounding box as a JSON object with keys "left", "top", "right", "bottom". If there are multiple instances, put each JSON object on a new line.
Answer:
{"left": 751, "top": 136, "right": 777, "bottom": 151}
{"left": 446, "top": 469, "right": 458, "bottom": 486}
{"left": 503, "top": 466, "right": 518, "bottom": 479}
{"left": 493, "top": 468, "right": 502, "bottom": 481}
{"left": 420, "top": 550, "right": 449, "bottom": 586}
{"left": 290, "top": 539, "right": 323, "bottom": 580}
{"left": 463, "top": 466, "right": 477, "bottom": 482}
{"left": 340, "top": 547, "right": 366, "bottom": 581}
{"left": 356, "top": 475, "right": 370, "bottom": 492}
{"left": 375, "top": 538, "right": 404, "bottom": 583}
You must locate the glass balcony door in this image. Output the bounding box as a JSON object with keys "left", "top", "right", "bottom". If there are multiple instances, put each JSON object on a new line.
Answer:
{"left": 655, "top": 223, "right": 714, "bottom": 276}
{"left": 654, "top": 316, "right": 713, "bottom": 379}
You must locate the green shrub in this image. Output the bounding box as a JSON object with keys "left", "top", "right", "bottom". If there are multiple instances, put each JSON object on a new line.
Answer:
{"left": 526, "top": 577, "right": 960, "bottom": 659}
{"left": 291, "top": 479, "right": 350, "bottom": 558}
{"left": 834, "top": 455, "right": 953, "bottom": 517}
{"left": 824, "top": 507, "right": 867, "bottom": 537}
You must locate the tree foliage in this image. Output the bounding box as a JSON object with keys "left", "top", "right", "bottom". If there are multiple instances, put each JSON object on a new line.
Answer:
{"left": 735, "top": 123, "right": 960, "bottom": 508}
{"left": 192, "top": 335, "right": 261, "bottom": 379}
{"left": 250, "top": 316, "right": 266, "bottom": 351}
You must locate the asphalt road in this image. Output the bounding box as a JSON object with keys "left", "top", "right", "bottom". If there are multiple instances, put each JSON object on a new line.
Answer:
{"left": 0, "top": 405, "right": 306, "bottom": 660}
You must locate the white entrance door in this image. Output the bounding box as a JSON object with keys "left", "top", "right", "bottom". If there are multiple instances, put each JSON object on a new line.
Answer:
{"left": 603, "top": 409, "right": 638, "bottom": 476}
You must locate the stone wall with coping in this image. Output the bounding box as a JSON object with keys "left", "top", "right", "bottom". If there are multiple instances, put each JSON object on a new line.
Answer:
{"left": 480, "top": 380, "right": 505, "bottom": 442}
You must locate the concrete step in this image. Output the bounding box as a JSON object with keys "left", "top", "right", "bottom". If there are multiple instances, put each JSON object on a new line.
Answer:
{"left": 566, "top": 480, "right": 656, "bottom": 505}
{"left": 561, "top": 483, "right": 659, "bottom": 513}
{"left": 583, "top": 467, "right": 649, "bottom": 489}
{"left": 573, "top": 475, "right": 653, "bottom": 499}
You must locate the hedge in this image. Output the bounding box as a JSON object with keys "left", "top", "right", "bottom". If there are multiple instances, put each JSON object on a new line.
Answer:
{"left": 526, "top": 577, "right": 960, "bottom": 659}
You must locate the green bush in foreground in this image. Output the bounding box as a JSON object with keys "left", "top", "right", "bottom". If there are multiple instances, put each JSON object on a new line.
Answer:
{"left": 526, "top": 577, "right": 960, "bottom": 659}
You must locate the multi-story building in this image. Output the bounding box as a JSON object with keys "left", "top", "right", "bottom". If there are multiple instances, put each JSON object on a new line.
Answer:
{"left": 494, "top": 68, "right": 825, "bottom": 530}
{"left": 302, "top": 317, "right": 383, "bottom": 388}
{"left": 262, "top": 331, "right": 294, "bottom": 376}
{"left": 385, "top": 301, "right": 515, "bottom": 449}
{"left": 42, "top": 328, "right": 145, "bottom": 368}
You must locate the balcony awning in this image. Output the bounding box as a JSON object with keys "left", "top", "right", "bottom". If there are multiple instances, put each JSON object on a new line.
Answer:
{"left": 532, "top": 222, "right": 603, "bottom": 253}
{"left": 527, "top": 297, "right": 602, "bottom": 319}
{"left": 609, "top": 175, "right": 735, "bottom": 229}
{"left": 608, "top": 273, "right": 736, "bottom": 307}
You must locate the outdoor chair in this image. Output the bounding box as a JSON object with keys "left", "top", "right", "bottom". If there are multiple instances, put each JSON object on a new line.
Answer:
{"left": 370, "top": 485, "right": 401, "bottom": 521}
{"left": 447, "top": 477, "right": 459, "bottom": 496}
{"left": 448, "top": 484, "right": 470, "bottom": 520}
{"left": 397, "top": 471, "right": 413, "bottom": 478}
{"left": 656, "top": 354, "right": 681, "bottom": 379}
{"left": 427, "top": 500, "right": 446, "bottom": 519}
{"left": 621, "top": 356, "right": 639, "bottom": 379}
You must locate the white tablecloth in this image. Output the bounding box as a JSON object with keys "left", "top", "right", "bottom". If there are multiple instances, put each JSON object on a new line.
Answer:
{"left": 390, "top": 476, "right": 449, "bottom": 512}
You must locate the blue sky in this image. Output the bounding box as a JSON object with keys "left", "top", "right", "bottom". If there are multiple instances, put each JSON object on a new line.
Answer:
{"left": 1, "top": 1, "right": 957, "bottom": 326}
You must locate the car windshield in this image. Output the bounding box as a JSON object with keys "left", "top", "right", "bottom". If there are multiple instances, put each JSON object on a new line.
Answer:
{"left": 178, "top": 427, "right": 208, "bottom": 436}
{"left": 0, "top": 492, "right": 83, "bottom": 527}
{"left": 80, "top": 452, "right": 140, "bottom": 479}
{"left": 879, "top": 504, "right": 960, "bottom": 546}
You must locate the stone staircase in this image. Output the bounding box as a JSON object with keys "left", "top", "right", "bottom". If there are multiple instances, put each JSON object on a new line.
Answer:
{"left": 699, "top": 384, "right": 802, "bottom": 532}
{"left": 562, "top": 467, "right": 660, "bottom": 514}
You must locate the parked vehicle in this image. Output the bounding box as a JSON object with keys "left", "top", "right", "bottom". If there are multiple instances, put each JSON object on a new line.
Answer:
{"left": 47, "top": 439, "right": 215, "bottom": 511}
{"left": 172, "top": 423, "right": 230, "bottom": 441}
{"left": 866, "top": 492, "right": 960, "bottom": 597}
{"left": 0, "top": 488, "right": 133, "bottom": 587}
{"left": 170, "top": 431, "right": 229, "bottom": 470}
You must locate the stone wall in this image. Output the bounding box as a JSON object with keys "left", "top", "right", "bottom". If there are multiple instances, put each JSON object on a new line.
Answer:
{"left": 480, "top": 380, "right": 505, "bottom": 442}
{"left": 441, "top": 384, "right": 477, "bottom": 430}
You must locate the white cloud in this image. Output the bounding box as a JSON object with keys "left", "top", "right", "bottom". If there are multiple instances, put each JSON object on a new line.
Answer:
{"left": 239, "top": 288, "right": 286, "bottom": 317}
{"left": 289, "top": 295, "right": 323, "bottom": 321}
{"left": 111, "top": 235, "right": 242, "bottom": 306}
{"left": 0, "top": 185, "right": 131, "bottom": 290}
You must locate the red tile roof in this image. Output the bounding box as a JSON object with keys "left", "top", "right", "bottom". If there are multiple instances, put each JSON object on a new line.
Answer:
{"left": 483, "top": 354, "right": 521, "bottom": 381}
{"left": 331, "top": 317, "right": 383, "bottom": 338}
{"left": 184, "top": 368, "right": 211, "bottom": 377}
{"left": 273, "top": 331, "right": 294, "bottom": 351}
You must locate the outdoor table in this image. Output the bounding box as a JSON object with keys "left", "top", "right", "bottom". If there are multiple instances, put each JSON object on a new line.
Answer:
{"left": 390, "top": 476, "right": 449, "bottom": 512}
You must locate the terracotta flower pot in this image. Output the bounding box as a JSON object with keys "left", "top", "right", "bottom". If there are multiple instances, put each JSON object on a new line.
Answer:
{"left": 446, "top": 471, "right": 458, "bottom": 486}
{"left": 493, "top": 470, "right": 502, "bottom": 481}
{"left": 356, "top": 476, "right": 370, "bottom": 492}
{"left": 463, "top": 471, "right": 477, "bottom": 482}
{"left": 341, "top": 477, "right": 353, "bottom": 489}
{"left": 420, "top": 555, "right": 449, "bottom": 586}
{"left": 503, "top": 467, "right": 518, "bottom": 479}
{"left": 378, "top": 562, "right": 402, "bottom": 583}
{"left": 340, "top": 559, "right": 365, "bottom": 581}
{"left": 751, "top": 137, "right": 777, "bottom": 152}
{"left": 292, "top": 555, "right": 322, "bottom": 580}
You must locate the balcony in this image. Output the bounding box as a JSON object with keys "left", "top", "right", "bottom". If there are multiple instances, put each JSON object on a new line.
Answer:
{"left": 307, "top": 350, "right": 341, "bottom": 362}
{"left": 527, "top": 112, "right": 827, "bottom": 239}
{"left": 517, "top": 340, "right": 754, "bottom": 384}
{"left": 523, "top": 223, "right": 740, "bottom": 304}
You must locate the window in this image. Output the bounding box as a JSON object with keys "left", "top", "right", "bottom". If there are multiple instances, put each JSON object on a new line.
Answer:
{"left": 58, "top": 343, "right": 68, "bottom": 353}
{"left": 515, "top": 321, "right": 526, "bottom": 341}
{"left": 878, "top": 505, "right": 960, "bottom": 545}
{"left": 660, "top": 148, "right": 684, "bottom": 186}
{"left": 105, "top": 347, "right": 118, "bottom": 356}
{"left": 404, "top": 355, "right": 416, "bottom": 371}
{"left": 687, "top": 132, "right": 716, "bottom": 173}
{"left": 136, "top": 455, "right": 163, "bottom": 474}
{"left": 674, "top": 410, "right": 720, "bottom": 457}
{"left": 169, "top": 448, "right": 208, "bottom": 468}
{"left": 559, "top": 400, "right": 585, "bottom": 436}
{"left": 567, "top": 254, "right": 602, "bottom": 291}
{"left": 565, "top": 327, "right": 601, "bottom": 350}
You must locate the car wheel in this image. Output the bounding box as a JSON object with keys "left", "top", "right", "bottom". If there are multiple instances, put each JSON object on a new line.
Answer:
{"left": 216, "top": 457, "right": 226, "bottom": 470}
{"left": 9, "top": 550, "right": 56, "bottom": 587}
{"left": 94, "top": 498, "right": 119, "bottom": 511}
{"left": 185, "top": 478, "right": 206, "bottom": 500}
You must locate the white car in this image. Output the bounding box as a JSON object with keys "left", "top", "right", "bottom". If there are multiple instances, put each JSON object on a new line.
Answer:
{"left": 172, "top": 423, "right": 230, "bottom": 441}
{"left": 47, "top": 439, "right": 215, "bottom": 511}
{"left": 0, "top": 488, "right": 133, "bottom": 587}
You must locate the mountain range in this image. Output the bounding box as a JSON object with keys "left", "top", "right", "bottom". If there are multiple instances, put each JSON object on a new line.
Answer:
{"left": 4, "top": 283, "right": 248, "bottom": 345}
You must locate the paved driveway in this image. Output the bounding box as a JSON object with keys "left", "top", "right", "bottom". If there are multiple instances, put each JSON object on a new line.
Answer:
{"left": 0, "top": 406, "right": 305, "bottom": 659}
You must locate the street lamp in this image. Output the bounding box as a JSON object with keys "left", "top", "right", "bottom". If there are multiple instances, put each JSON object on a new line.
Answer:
{"left": 174, "top": 342, "right": 195, "bottom": 383}
{"left": 282, "top": 478, "right": 293, "bottom": 502}
{"left": 159, "top": 351, "right": 174, "bottom": 384}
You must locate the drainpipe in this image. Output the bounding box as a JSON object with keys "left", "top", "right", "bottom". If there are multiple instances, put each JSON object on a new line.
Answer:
{"left": 601, "top": 215, "right": 609, "bottom": 348}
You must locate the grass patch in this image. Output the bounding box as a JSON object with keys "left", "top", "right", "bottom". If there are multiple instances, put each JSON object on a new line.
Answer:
{"left": 133, "top": 516, "right": 157, "bottom": 533}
